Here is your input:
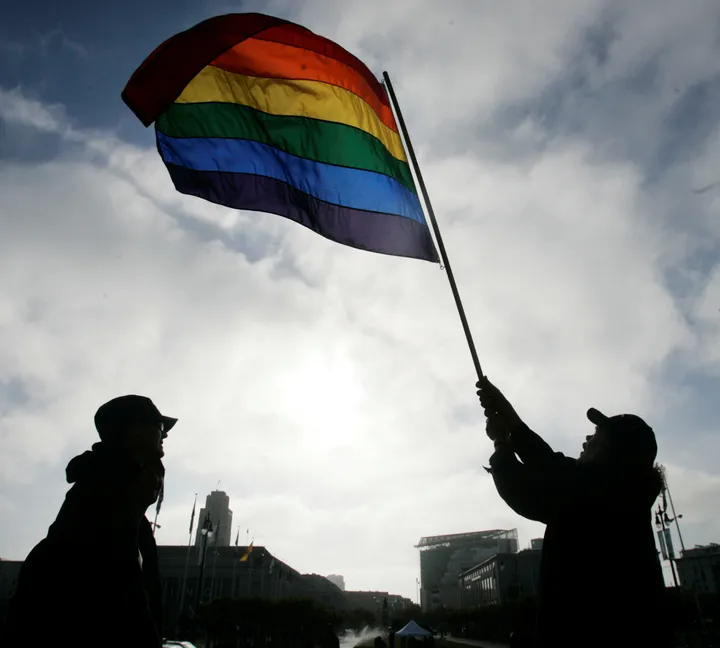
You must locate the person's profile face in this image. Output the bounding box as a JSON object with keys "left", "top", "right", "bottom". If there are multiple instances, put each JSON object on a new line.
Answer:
{"left": 124, "top": 421, "right": 164, "bottom": 462}
{"left": 578, "top": 426, "right": 609, "bottom": 462}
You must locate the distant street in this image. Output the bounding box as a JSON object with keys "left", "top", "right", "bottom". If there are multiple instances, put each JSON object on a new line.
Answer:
{"left": 447, "top": 637, "right": 509, "bottom": 648}
{"left": 339, "top": 634, "right": 509, "bottom": 648}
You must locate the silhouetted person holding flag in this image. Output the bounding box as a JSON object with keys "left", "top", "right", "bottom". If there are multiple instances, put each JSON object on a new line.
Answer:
{"left": 477, "top": 376, "right": 668, "bottom": 648}
{"left": 7, "top": 395, "right": 176, "bottom": 648}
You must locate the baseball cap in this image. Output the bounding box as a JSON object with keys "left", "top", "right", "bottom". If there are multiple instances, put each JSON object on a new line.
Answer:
{"left": 95, "top": 395, "right": 177, "bottom": 441}
{"left": 586, "top": 407, "right": 657, "bottom": 463}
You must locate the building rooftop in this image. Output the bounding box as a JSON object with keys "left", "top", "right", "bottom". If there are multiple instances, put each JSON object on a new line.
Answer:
{"left": 416, "top": 529, "right": 517, "bottom": 549}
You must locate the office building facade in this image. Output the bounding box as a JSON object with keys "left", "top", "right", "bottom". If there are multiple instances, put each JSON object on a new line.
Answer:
{"left": 417, "top": 529, "right": 518, "bottom": 610}
{"left": 677, "top": 543, "right": 720, "bottom": 595}
{"left": 459, "top": 548, "right": 542, "bottom": 608}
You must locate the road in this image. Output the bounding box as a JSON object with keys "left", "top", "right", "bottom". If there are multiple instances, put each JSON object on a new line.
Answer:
{"left": 446, "top": 636, "right": 509, "bottom": 648}
{"left": 340, "top": 635, "right": 508, "bottom": 648}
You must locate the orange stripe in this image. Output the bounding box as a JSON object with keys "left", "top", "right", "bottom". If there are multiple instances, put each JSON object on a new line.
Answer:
{"left": 211, "top": 37, "right": 398, "bottom": 134}
{"left": 255, "top": 24, "right": 389, "bottom": 106}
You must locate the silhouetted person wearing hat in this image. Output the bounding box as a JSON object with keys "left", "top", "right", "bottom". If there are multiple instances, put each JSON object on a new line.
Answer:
{"left": 7, "top": 395, "right": 177, "bottom": 648}
{"left": 477, "top": 377, "right": 668, "bottom": 648}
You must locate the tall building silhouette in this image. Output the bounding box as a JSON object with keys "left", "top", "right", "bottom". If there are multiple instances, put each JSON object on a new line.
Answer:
{"left": 194, "top": 490, "right": 233, "bottom": 547}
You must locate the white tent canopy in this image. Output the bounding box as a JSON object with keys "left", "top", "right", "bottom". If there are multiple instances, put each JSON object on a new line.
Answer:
{"left": 395, "top": 621, "right": 433, "bottom": 637}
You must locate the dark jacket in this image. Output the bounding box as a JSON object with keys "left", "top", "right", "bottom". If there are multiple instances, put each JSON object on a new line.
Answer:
{"left": 7, "top": 443, "right": 163, "bottom": 648}
{"left": 490, "top": 424, "right": 668, "bottom": 648}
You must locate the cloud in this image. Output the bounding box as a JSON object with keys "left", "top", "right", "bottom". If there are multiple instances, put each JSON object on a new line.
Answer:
{"left": 2, "top": 0, "right": 720, "bottom": 596}
{"left": 0, "top": 30, "right": 87, "bottom": 60}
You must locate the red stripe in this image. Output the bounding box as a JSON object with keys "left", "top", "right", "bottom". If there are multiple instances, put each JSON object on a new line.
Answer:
{"left": 122, "top": 13, "right": 288, "bottom": 126}
{"left": 122, "top": 13, "right": 390, "bottom": 127}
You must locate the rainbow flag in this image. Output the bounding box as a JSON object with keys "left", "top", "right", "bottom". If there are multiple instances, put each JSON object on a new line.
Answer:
{"left": 122, "top": 13, "right": 438, "bottom": 262}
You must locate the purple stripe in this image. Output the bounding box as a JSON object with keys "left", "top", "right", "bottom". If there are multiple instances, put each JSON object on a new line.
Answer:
{"left": 166, "top": 164, "right": 439, "bottom": 262}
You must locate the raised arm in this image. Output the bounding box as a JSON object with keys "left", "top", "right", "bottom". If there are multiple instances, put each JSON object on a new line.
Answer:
{"left": 489, "top": 439, "right": 605, "bottom": 523}
{"left": 509, "top": 422, "right": 555, "bottom": 466}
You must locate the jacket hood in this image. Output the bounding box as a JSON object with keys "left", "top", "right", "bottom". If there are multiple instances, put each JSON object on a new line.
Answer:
{"left": 65, "top": 442, "right": 132, "bottom": 484}
{"left": 65, "top": 442, "right": 165, "bottom": 484}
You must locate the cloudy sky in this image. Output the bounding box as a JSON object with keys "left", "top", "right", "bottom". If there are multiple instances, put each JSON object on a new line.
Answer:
{"left": 2, "top": 0, "right": 720, "bottom": 600}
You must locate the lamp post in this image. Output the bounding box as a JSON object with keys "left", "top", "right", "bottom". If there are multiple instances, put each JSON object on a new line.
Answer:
{"left": 661, "top": 472, "right": 708, "bottom": 646}
{"left": 655, "top": 504, "right": 680, "bottom": 587}
{"left": 195, "top": 512, "right": 214, "bottom": 612}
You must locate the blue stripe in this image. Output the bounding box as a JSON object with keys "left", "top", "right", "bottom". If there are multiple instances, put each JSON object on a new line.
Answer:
{"left": 164, "top": 166, "right": 440, "bottom": 263}
{"left": 156, "top": 132, "right": 426, "bottom": 224}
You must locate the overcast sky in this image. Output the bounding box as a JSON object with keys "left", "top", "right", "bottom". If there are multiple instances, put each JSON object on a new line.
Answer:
{"left": 1, "top": 0, "right": 720, "bottom": 600}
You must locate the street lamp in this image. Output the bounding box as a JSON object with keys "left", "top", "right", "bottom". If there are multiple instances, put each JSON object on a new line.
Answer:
{"left": 195, "top": 512, "right": 214, "bottom": 612}
{"left": 655, "top": 503, "right": 679, "bottom": 587}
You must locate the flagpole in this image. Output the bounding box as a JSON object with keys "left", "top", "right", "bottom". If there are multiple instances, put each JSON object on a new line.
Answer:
{"left": 247, "top": 537, "right": 254, "bottom": 597}
{"left": 232, "top": 526, "right": 239, "bottom": 597}
{"left": 383, "top": 71, "right": 484, "bottom": 380}
{"left": 260, "top": 551, "right": 265, "bottom": 599}
{"left": 179, "top": 493, "right": 197, "bottom": 619}
{"left": 210, "top": 522, "right": 220, "bottom": 602}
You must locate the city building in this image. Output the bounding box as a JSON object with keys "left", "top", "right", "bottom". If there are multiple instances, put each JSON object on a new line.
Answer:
{"left": 1, "top": 546, "right": 346, "bottom": 633}
{"left": 386, "top": 594, "right": 414, "bottom": 611}
{"left": 459, "top": 549, "right": 542, "bottom": 608}
{"left": 530, "top": 538, "right": 544, "bottom": 551}
{"left": 194, "top": 491, "right": 233, "bottom": 547}
{"left": 156, "top": 545, "right": 346, "bottom": 631}
{"left": 158, "top": 544, "right": 345, "bottom": 609}
{"left": 676, "top": 543, "right": 720, "bottom": 595}
{"left": 416, "top": 529, "right": 518, "bottom": 610}
{"left": 344, "top": 590, "right": 389, "bottom": 613}
{"left": 342, "top": 591, "right": 413, "bottom": 615}
{"left": 326, "top": 574, "right": 345, "bottom": 590}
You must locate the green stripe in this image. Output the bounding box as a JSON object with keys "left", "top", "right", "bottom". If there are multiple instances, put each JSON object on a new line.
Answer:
{"left": 156, "top": 102, "right": 416, "bottom": 194}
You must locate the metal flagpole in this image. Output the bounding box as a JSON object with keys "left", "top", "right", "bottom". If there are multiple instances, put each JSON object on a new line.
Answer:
{"left": 178, "top": 493, "right": 197, "bottom": 617}
{"left": 196, "top": 512, "right": 214, "bottom": 611}
{"left": 210, "top": 521, "right": 221, "bottom": 601}
{"left": 248, "top": 554, "right": 253, "bottom": 597}
{"left": 383, "top": 71, "right": 484, "bottom": 381}
{"left": 232, "top": 526, "right": 239, "bottom": 597}
{"left": 245, "top": 529, "right": 252, "bottom": 597}
{"left": 260, "top": 551, "right": 265, "bottom": 599}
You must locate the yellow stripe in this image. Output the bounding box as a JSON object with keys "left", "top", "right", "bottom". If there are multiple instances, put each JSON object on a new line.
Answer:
{"left": 175, "top": 66, "right": 406, "bottom": 162}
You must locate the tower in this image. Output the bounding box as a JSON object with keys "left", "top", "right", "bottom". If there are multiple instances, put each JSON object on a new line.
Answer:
{"left": 194, "top": 490, "right": 233, "bottom": 547}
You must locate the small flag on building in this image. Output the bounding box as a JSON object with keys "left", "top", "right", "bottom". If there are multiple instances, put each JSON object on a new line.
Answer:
{"left": 240, "top": 541, "right": 254, "bottom": 562}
